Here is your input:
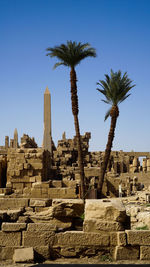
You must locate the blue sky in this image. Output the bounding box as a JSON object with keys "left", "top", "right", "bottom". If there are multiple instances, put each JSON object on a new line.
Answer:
{"left": 0, "top": 0, "right": 150, "bottom": 151}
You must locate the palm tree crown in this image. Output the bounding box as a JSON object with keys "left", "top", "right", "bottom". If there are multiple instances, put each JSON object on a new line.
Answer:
{"left": 46, "top": 41, "right": 96, "bottom": 69}
{"left": 97, "top": 70, "right": 135, "bottom": 120}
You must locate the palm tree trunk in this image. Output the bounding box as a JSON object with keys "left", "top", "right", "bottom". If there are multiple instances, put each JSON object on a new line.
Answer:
{"left": 70, "top": 67, "right": 85, "bottom": 199}
{"left": 98, "top": 106, "right": 119, "bottom": 197}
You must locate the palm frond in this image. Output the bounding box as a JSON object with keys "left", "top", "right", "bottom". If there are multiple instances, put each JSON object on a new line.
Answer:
{"left": 46, "top": 41, "right": 96, "bottom": 68}
{"left": 104, "top": 108, "right": 111, "bottom": 121}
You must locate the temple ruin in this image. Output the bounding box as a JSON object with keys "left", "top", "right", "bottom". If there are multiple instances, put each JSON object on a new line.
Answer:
{"left": 0, "top": 87, "right": 150, "bottom": 263}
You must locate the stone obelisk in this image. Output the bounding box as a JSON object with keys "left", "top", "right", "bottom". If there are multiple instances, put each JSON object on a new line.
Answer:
{"left": 43, "top": 87, "right": 52, "bottom": 153}
{"left": 14, "top": 128, "right": 18, "bottom": 148}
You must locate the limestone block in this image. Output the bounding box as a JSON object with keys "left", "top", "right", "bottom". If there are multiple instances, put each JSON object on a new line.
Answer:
{"left": 22, "top": 230, "right": 55, "bottom": 247}
{"left": 27, "top": 223, "right": 56, "bottom": 231}
{"left": 60, "top": 247, "right": 77, "bottom": 257}
{"left": 54, "top": 231, "right": 109, "bottom": 246}
{"left": 126, "top": 230, "right": 150, "bottom": 245}
{"left": 110, "top": 232, "right": 117, "bottom": 246}
{"left": 12, "top": 183, "right": 24, "bottom": 189}
{"left": 2, "top": 222, "right": 27, "bottom": 232}
{"left": 0, "top": 247, "right": 17, "bottom": 260}
{"left": 34, "top": 246, "right": 50, "bottom": 260}
{"left": 0, "top": 198, "right": 29, "bottom": 209}
{"left": 117, "top": 231, "right": 126, "bottom": 246}
{"left": 84, "top": 199, "right": 126, "bottom": 223}
{"left": 114, "top": 245, "right": 139, "bottom": 260}
{"left": 140, "top": 246, "right": 150, "bottom": 260}
{"left": 83, "top": 219, "right": 124, "bottom": 232}
{"left": 30, "top": 163, "right": 43, "bottom": 170}
{"left": 31, "top": 188, "right": 42, "bottom": 198}
{"left": 13, "top": 247, "right": 34, "bottom": 263}
{"left": 30, "top": 199, "right": 52, "bottom": 207}
{"left": 52, "top": 199, "right": 84, "bottom": 218}
{"left": 51, "top": 180, "right": 62, "bottom": 188}
{"left": 7, "top": 209, "right": 23, "bottom": 221}
{"left": 0, "top": 231, "right": 21, "bottom": 246}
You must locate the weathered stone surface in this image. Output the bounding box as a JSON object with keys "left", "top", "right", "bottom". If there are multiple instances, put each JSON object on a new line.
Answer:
{"left": 34, "top": 246, "right": 50, "bottom": 260}
{"left": 23, "top": 230, "right": 55, "bottom": 247}
{"left": 126, "top": 230, "right": 150, "bottom": 245}
{"left": 6, "top": 208, "right": 24, "bottom": 222}
{"left": 52, "top": 199, "right": 84, "bottom": 218}
{"left": 13, "top": 247, "right": 34, "bottom": 263}
{"left": 0, "top": 247, "right": 18, "bottom": 260}
{"left": 110, "top": 232, "right": 117, "bottom": 246}
{"left": 84, "top": 199, "right": 126, "bottom": 222}
{"left": 48, "top": 188, "right": 76, "bottom": 198}
{"left": 114, "top": 245, "right": 139, "bottom": 260}
{"left": 2, "top": 222, "right": 27, "bottom": 232}
{"left": 117, "top": 231, "right": 126, "bottom": 246}
{"left": 83, "top": 219, "right": 124, "bottom": 232}
{"left": 29, "top": 207, "right": 53, "bottom": 222}
{"left": 0, "top": 198, "right": 29, "bottom": 209}
{"left": 0, "top": 231, "right": 21, "bottom": 246}
{"left": 54, "top": 231, "right": 109, "bottom": 246}
{"left": 140, "top": 246, "right": 150, "bottom": 260}
{"left": 27, "top": 223, "right": 56, "bottom": 231}
{"left": 30, "top": 199, "right": 52, "bottom": 207}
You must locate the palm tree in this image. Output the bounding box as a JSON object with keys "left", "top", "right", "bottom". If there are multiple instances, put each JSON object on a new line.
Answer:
{"left": 46, "top": 41, "right": 96, "bottom": 199}
{"left": 97, "top": 70, "right": 135, "bottom": 197}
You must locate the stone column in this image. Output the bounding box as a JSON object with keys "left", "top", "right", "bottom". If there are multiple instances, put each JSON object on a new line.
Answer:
{"left": 143, "top": 158, "right": 147, "bottom": 172}
{"left": 147, "top": 158, "right": 150, "bottom": 172}
{"left": 10, "top": 139, "right": 14, "bottom": 148}
{"left": 5, "top": 136, "right": 9, "bottom": 149}
{"left": 13, "top": 128, "right": 18, "bottom": 148}
{"left": 43, "top": 87, "right": 52, "bottom": 153}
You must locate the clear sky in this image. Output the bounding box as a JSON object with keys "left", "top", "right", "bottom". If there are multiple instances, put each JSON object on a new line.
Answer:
{"left": 0, "top": 0, "right": 150, "bottom": 152}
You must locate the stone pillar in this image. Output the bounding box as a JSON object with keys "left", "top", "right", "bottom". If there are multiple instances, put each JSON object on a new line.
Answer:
{"left": 147, "top": 158, "right": 150, "bottom": 172}
{"left": 43, "top": 87, "right": 52, "bottom": 153}
{"left": 143, "top": 158, "right": 147, "bottom": 172}
{"left": 13, "top": 128, "right": 18, "bottom": 148}
{"left": 10, "top": 139, "right": 14, "bottom": 148}
{"left": 132, "top": 157, "right": 138, "bottom": 172}
{"left": 5, "top": 136, "right": 9, "bottom": 149}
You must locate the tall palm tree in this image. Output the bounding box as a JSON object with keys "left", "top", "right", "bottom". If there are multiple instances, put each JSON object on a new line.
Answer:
{"left": 46, "top": 41, "right": 96, "bottom": 199}
{"left": 97, "top": 70, "right": 135, "bottom": 197}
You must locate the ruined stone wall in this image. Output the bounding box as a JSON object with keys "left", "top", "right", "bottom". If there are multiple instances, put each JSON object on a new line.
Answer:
{"left": 7, "top": 148, "right": 51, "bottom": 192}
{"left": 0, "top": 198, "right": 148, "bottom": 262}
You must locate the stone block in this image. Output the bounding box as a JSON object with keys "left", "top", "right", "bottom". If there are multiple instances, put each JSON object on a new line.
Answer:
{"left": 110, "top": 232, "right": 117, "bottom": 246}
{"left": 83, "top": 219, "right": 124, "bottom": 232}
{"left": 84, "top": 199, "right": 126, "bottom": 223}
{"left": 27, "top": 223, "right": 56, "bottom": 231}
{"left": 52, "top": 199, "right": 84, "bottom": 218}
{"left": 2, "top": 222, "right": 27, "bottom": 232}
{"left": 12, "top": 183, "right": 24, "bottom": 189}
{"left": 0, "top": 231, "right": 21, "bottom": 246}
{"left": 114, "top": 245, "right": 139, "bottom": 260}
{"left": 140, "top": 246, "right": 150, "bottom": 260}
{"left": 117, "top": 231, "right": 126, "bottom": 246}
{"left": 31, "top": 162, "right": 43, "bottom": 169}
{"left": 22, "top": 231, "right": 55, "bottom": 247}
{"left": 0, "top": 198, "right": 29, "bottom": 209}
{"left": 51, "top": 180, "right": 62, "bottom": 188}
{"left": 7, "top": 209, "right": 23, "bottom": 221}
{"left": 13, "top": 247, "right": 34, "bottom": 263}
{"left": 54, "top": 231, "right": 109, "bottom": 246}
{"left": 126, "top": 230, "right": 150, "bottom": 245}
{"left": 34, "top": 246, "right": 50, "bottom": 260}
{"left": 30, "top": 199, "right": 52, "bottom": 207}
{"left": 0, "top": 247, "right": 17, "bottom": 260}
